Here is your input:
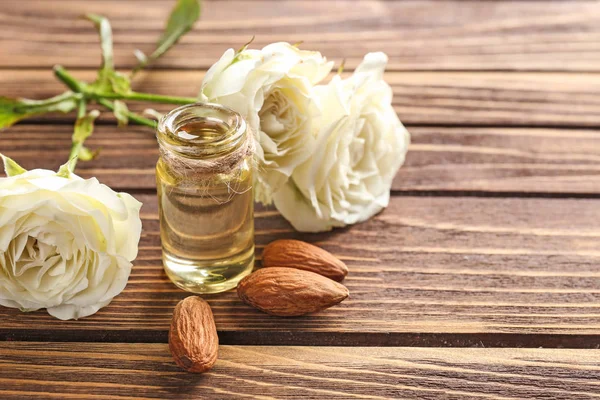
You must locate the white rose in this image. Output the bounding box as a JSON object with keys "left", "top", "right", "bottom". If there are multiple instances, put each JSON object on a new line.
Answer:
{"left": 0, "top": 156, "right": 142, "bottom": 320}
{"left": 199, "top": 42, "right": 333, "bottom": 203}
{"left": 273, "top": 52, "right": 410, "bottom": 232}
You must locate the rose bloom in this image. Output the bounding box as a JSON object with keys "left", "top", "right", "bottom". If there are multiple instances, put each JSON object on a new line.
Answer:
{"left": 0, "top": 157, "right": 142, "bottom": 320}
{"left": 273, "top": 53, "right": 410, "bottom": 232}
{"left": 199, "top": 42, "right": 333, "bottom": 203}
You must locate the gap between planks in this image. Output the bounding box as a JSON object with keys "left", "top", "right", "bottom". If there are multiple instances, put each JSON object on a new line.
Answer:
{"left": 13, "top": 120, "right": 600, "bottom": 131}
{"left": 1, "top": 330, "right": 600, "bottom": 349}
{"left": 92, "top": 187, "right": 600, "bottom": 200}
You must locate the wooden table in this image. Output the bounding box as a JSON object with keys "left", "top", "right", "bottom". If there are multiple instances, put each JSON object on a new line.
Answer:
{"left": 2, "top": 0, "right": 600, "bottom": 398}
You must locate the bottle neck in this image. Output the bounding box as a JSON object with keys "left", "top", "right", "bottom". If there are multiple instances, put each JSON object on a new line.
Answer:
{"left": 157, "top": 103, "right": 248, "bottom": 160}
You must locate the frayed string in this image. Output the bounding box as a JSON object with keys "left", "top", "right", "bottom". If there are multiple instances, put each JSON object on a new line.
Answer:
{"left": 158, "top": 132, "right": 256, "bottom": 204}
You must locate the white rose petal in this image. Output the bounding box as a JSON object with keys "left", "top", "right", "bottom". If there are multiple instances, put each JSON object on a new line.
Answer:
{"left": 273, "top": 52, "right": 410, "bottom": 232}
{"left": 0, "top": 157, "right": 142, "bottom": 320}
{"left": 199, "top": 42, "right": 334, "bottom": 204}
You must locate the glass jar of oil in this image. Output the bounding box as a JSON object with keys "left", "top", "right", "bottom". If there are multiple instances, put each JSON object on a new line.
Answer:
{"left": 156, "top": 103, "right": 254, "bottom": 294}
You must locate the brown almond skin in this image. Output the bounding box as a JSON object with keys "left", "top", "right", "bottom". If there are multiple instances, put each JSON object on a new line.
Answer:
{"left": 262, "top": 239, "right": 349, "bottom": 282}
{"left": 237, "top": 267, "right": 349, "bottom": 317}
{"left": 169, "top": 296, "right": 218, "bottom": 373}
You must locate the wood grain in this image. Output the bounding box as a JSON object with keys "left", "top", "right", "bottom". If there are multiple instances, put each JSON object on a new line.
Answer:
{"left": 4, "top": 0, "right": 600, "bottom": 396}
{"left": 1, "top": 0, "right": 600, "bottom": 71}
{"left": 3, "top": 68, "right": 599, "bottom": 194}
{"left": 2, "top": 343, "right": 600, "bottom": 399}
{"left": 3, "top": 69, "right": 600, "bottom": 127}
{"left": 3, "top": 124, "right": 600, "bottom": 194}
{"left": 1, "top": 194, "right": 600, "bottom": 346}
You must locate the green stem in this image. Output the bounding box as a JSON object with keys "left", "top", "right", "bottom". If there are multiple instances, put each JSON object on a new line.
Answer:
{"left": 54, "top": 66, "right": 157, "bottom": 128}
{"left": 13, "top": 91, "right": 81, "bottom": 113}
{"left": 68, "top": 99, "right": 88, "bottom": 167}
{"left": 53, "top": 65, "right": 85, "bottom": 93}
{"left": 95, "top": 91, "right": 196, "bottom": 105}
{"left": 98, "top": 99, "right": 157, "bottom": 128}
{"left": 54, "top": 65, "right": 196, "bottom": 105}
{"left": 76, "top": 100, "right": 87, "bottom": 119}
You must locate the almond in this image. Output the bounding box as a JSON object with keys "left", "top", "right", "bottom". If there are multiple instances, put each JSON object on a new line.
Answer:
{"left": 169, "top": 296, "right": 218, "bottom": 373}
{"left": 237, "top": 267, "right": 349, "bottom": 317}
{"left": 262, "top": 239, "right": 348, "bottom": 282}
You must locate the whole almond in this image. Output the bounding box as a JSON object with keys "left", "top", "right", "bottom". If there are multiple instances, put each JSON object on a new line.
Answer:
{"left": 237, "top": 267, "right": 349, "bottom": 317}
{"left": 169, "top": 296, "right": 218, "bottom": 373}
{"left": 262, "top": 239, "right": 348, "bottom": 282}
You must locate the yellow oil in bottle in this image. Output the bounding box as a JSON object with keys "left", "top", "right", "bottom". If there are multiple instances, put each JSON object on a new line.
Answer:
{"left": 156, "top": 107, "right": 255, "bottom": 294}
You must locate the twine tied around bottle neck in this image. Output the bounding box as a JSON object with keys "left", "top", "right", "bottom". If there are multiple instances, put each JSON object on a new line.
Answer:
{"left": 158, "top": 130, "right": 256, "bottom": 180}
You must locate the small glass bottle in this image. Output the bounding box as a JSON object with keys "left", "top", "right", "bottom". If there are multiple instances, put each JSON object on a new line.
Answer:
{"left": 156, "top": 103, "right": 254, "bottom": 294}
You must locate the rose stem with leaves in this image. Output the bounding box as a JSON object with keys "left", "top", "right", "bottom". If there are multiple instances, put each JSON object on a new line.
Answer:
{"left": 0, "top": 0, "right": 202, "bottom": 166}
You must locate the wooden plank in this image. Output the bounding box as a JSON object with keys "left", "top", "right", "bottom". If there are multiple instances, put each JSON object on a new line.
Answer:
{"left": 2, "top": 124, "right": 600, "bottom": 194}
{"left": 1, "top": 195, "right": 600, "bottom": 346}
{"left": 1, "top": 343, "right": 600, "bottom": 399}
{"left": 3, "top": 69, "right": 600, "bottom": 128}
{"left": 399, "top": 126, "right": 600, "bottom": 194}
{"left": 1, "top": 0, "right": 600, "bottom": 71}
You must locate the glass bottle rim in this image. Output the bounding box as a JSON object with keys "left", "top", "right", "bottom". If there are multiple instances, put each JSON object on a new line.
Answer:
{"left": 157, "top": 102, "right": 247, "bottom": 159}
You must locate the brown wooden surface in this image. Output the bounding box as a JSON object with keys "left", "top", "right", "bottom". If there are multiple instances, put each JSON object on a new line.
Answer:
{"left": 2, "top": 343, "right": 600, "bottom": 399}
{"left": 1, "top": 194, "right": 600, "bottom": 346}
{"left": 3, "top": 70, "right": 600, "bottom": 127}
{"left": 2, "top": 0, "right": 600, "bottom": 71}
{"left": 3, "top": 124, "right": 600, "bottom": 194}
{"left": 2, "top": 0, "right": 600, "bottom": 398}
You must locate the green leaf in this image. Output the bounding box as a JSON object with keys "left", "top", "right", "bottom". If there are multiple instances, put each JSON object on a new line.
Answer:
{"left": 153, "top": 0, "right": 201, "bottom": 59}
{"left": 85, "top": 14, "right": 132, "bottom": 96}
{"left": 133, "top": 0, "right": 201, "bottom": 74}
{"left": 87, "top": 71, "right": 113, "bottom": 94}
{"left": 230, "top": 36, "right": 255, "bottom": 66}
{"left": 73, "top": 110, "right": 100, "bottom": 144}
{"left": 56, "top": 157, "right": 78, "bottom": 178}
{"left": 109, "top": 72, "right": 131, "bottom": 95}
{"left": 0, "top": 98, "right": 32, "bottom": 128}
{"left": 237, "top": 36, "right": 255, "bottom": 54}
{"left": 85, "top": 14, "right": 114, "bottom": 72}
{"left": 113, "top": 100, "right": 129, "bottom": 127}
{"left": 337, "top": 58, "right": 346, "bottom": 75}
{"left": 70, "top": 109, "right": 101, "bottom": 164}
{"left": 0, "top": 93, "right": 78, "bottom": 129}
{"left": 0, "top": 154, "right": 27, "bottom": 177}
{"left": 87, "top": 70, "right": 132, "bottom": 97}
{"left": 78, "top": 146, "right": 98, "bottom": 162}
{"left": 133, "top": 49, "right": 148, "bottom": 65}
